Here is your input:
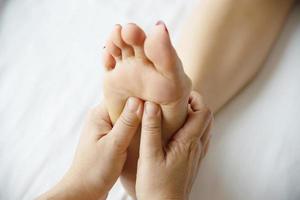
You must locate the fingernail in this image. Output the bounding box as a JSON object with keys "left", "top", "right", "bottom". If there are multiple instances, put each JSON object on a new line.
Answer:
{"left": 155, "top": 20, "right": 169, "bottom": 34}
{"left": 126, "top": 97, "right": 140, "bottom": 113}
{"left": 145, "top": 101, "right": 159, "bottom": 116}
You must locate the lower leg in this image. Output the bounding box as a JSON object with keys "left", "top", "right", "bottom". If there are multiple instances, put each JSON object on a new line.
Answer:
{"left": 177, "top": 0, "right": 294, "bottom": 112}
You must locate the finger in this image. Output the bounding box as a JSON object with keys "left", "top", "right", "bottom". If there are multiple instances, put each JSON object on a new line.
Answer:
{"left": 201, "top": 119, "right": 213, "bottom": 148}
{"left": 140, "top": 101, "right": 163, "bottom": 159}
{"left": 109, "top": 97, "right": 143, "bottom": 150}
{"left": 174, "top": 91, "right": 213, "bottom": 143}
{"left": 203, "top": 139, "right": 211, "bottom": 157}
{"left": 201, "top": 122, "right": 213, "bottom": 159}
{"left": 187, "top": 141, "right": 203, "bottom": 192}
{"left": 84, "top": 103, "right": 113, "bottom": 139}
{"left": 188, "top": 91, "right": 206, "bottom": 112}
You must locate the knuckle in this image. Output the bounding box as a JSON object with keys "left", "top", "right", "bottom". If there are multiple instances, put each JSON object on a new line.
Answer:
{"left": 109, "top": 136, "right": 124, "bottom": 152}
{"left": 119, "top": 113, "right": 138, "bottom": 128}
{"left": 182, "top": 140, "right": 200, "bottom": 155}
{"left": 198, "top": 105, "right": 212, "bottom": 119}
{"left": 141, "top": 149, "right": 163, "bottom": 161}
{"left": 190, "top": 91, "right": 202, "bottom": 103}
{"left": 175, "top": 136, "right": 199, "bottom": 150}
{"left": 86, "top": 106, "right": 108, "bottom": 128}
{"left": 143, "top": 120, "right": 160, "bottom": 133}
{"left": 176, "top": 141, "right": 190, "bottom": 153}
{"left": 190, "top": 90, "right": 201, "bottom": 99}
{"left": 170, "top": 141, "right": 190, "bottom": 161}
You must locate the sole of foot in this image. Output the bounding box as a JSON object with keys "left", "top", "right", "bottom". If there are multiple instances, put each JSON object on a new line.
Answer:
{"left": 102, "top": 21, "right": 191, "bottom": 197}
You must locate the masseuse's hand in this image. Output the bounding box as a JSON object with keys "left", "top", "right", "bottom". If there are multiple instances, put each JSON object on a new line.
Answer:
{"left": 39, "top": 97, "right": 143, "bottom": 200}
{"left": 136, "top": 92, "right": 213, "bottom": 200}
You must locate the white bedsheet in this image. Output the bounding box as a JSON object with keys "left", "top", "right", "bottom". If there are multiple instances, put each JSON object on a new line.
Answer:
{"left": 0, "top": 0, "right": 299, "bottom": 199}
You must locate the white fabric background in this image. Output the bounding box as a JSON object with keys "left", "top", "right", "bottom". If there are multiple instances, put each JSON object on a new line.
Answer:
{"left": 0, "top": 0, "right": 299, "bottom": 199}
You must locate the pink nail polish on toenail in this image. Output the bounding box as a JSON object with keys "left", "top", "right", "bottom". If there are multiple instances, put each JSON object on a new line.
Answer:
{"left": 155, "top": 20, "right": 164, "bottom": 26}
{"left": 155, "top": 20, "right": 169, "bottom": 34}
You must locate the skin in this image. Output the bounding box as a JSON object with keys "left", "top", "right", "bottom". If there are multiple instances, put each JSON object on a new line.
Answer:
{"left": 177, "top": 0, "right": 295, "bottom": 113}
{"left": 37, "top": 92, "right": 212, "bottom": 200}
{"left": 102, "top": 1, "right": 294, "bottom": 194}
{"left": 102, "top": 23, "right": 191, "bottom": 197}
{"left": 37, "top": 0, "right": 295, "bottom": 198}
{"left": 103, "top": 23, "right": 191, "bottom": 140}
{"left": 37, "top": 97, "right": 143, "bottom": 200}
{"left": 136, "top": 92, "right": 213, "bottom": 200}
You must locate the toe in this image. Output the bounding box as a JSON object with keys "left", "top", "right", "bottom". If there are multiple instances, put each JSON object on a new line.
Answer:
{"left": 144, "top": 21, "right": 180, "bottom": 79}
{"left": 111, "top": 24, "right": 134, "bottom": 58}
{"left": 106, "top": 40, "right": 122, "bottom": 61}
{"left": 121, "top": 23, "right": 146, "bottom": 58}
{"left": 102, "top": 50, "right": 116, "bottom": 70}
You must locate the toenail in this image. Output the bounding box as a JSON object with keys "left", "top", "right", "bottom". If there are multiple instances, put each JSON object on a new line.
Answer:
{"left": 145, "top": 101, "right": 160, "bottom": 117}
{"left": 155, "top": 20, "right": 168, "bottom": 34}
{"left": 156, "top": 20, "right": 164, "bottom": 26}
{"left": 127, "top": 22, "right": 137, "bottom": 26}
{"left": 115, "top": 24, "right": 121, "bottom": 28}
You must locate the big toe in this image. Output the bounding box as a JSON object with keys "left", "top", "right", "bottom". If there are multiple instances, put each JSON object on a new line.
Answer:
{"left": 121, "top": 23, "right": 146, "bottom": 58}
{"left": 144, "top": 21, "right": 182, "bottom": 79}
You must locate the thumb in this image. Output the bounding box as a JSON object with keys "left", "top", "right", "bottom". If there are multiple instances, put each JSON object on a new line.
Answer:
{"left": 140, "top": 101, "right": 163, "bottom": 159}
{"left": 110, "top": 97, "right": 142, "bottom": 151}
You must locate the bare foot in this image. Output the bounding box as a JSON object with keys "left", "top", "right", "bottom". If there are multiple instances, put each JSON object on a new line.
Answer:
{"left": 102, "top": 22, "right": 191, "bottom": 197}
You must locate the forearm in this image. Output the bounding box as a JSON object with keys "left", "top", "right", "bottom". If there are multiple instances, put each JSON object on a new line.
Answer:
{"left": 37, "top": 172, "right": 107, "bottom": 200}
{"left": 177, "top": 0, "right": 294, "bottom": 112}
{"left": 37, "top": 182, "right": 87, "bottom": 200}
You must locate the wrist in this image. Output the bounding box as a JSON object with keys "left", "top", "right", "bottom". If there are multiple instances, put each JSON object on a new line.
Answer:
{"left": 37, "top": 176, "right": 88, "bottom": 200}
{"left": 38, "top": 170, "right": 107, "bottom": 200}
{"left": 59, "top": 169, "right": 108, "bottom": 200}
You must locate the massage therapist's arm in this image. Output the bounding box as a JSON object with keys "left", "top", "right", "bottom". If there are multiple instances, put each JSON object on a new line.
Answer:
{"left": 37, "top": 91, "right": 213, "bottom": 200}
{"left": 37, "top": 98, "right": 143, "bottom": 200}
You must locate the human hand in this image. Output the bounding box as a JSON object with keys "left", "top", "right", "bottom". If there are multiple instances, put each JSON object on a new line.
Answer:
{"left": 38, "top": 97, "right": 143, "bottom": 200}
{"left": 136, "top": 91, "right": 213, "bottom": 200}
